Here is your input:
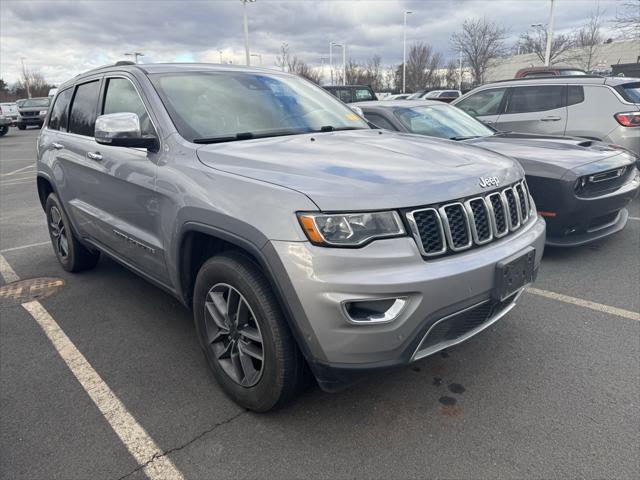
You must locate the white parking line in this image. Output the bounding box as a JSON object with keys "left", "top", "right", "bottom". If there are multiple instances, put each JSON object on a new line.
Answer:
{"left": 629, "top": 216, "right": 640, "bottom": 221}
{"left": 0, "top": 179, "right": 34, "bottom": 187}
{"left": 527, "top": 287, "right": 640, "bottom": 321}
{"left": 1, "top": 241, "right": 51, "bottom": 253}
{"left": 0, "top": 254, "right": 185, "bottom": 480}
{"left": 0, "top": 165, "right": 36, "bottom": 177}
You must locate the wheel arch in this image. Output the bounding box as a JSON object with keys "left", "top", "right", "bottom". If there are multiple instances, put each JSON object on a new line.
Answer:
{"left": 36, "top": 174, "right": 55, "bottom": 210}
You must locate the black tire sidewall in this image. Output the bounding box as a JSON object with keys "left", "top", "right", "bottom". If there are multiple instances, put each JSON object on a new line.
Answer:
{"left": 193, "top": 254, "right": 291, "bottom": 412}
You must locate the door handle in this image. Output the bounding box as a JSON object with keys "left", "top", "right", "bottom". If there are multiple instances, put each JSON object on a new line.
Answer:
{"left": 52, "top": 142, "right": 64, "bottom": 150}
{"left": 87, "top": 151, "right": 103, "bottom": 161}
{"left": 540, "top": 116, "right": 561, "bottom": 122}
{"left": 483, "top": 120, "right": 496, "bottom": 125}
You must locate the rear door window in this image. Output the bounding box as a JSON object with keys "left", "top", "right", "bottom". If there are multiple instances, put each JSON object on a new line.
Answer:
{"left": 68, "top": 80, "right": 101, "bottom": 136}
{"left": 354, "top": 88, "right": 374, "bottom": 101}
{"left": 505, "top": 85, "right": 565, "bottom": 114}
{"left": 567, "top": 86, "right": 585, "bottom": 106}
{"left": 102, "top": 77, "right": 154, "bottom": 136}
{"left": 48, "top": 88, "right": 73, "bottom": 132}
{"left": 333, "top": 89, "right": 352, "bottom": 103}
{"left": 456, "top": 88, "right": 507, "bottom": 116}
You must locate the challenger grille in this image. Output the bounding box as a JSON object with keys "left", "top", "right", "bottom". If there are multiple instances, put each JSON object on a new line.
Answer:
{"left": 407, "top": 181, "right": 532, "bottom": 258}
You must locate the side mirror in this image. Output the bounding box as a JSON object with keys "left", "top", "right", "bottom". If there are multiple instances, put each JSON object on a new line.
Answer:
{"left": 350, "top": 105, "right": 364, "bottom": 117}
{"left": 95, "top": 112, "right": 157, "bottom": 150}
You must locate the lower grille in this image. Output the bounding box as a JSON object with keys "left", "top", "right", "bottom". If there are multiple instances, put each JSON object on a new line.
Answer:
{"left": 413, "top": 292, "right": 519, "bottom": 360}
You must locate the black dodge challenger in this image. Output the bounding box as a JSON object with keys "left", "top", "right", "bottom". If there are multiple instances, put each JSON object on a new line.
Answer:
{"left": 354, "top": 100, "right": 639, "bottom": 247}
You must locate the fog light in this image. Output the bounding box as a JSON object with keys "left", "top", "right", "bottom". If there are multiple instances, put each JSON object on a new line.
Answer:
{"left": 343, "top": 297, "right": 407, "bottom": 324}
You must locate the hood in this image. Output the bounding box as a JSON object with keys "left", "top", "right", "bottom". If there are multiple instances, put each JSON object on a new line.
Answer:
{"left": 196, "top": 130, "right": 523, "bottom": 211}
{"left": 18, "top": 106, "right": 47, "bottom": 113}
{"left": 465, "top": 133, "right": 633, "bottom": 178}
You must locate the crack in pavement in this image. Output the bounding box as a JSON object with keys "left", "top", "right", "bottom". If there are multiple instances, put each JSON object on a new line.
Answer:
{"left": 115, "top": 409, "right": 248, "bottom": 480}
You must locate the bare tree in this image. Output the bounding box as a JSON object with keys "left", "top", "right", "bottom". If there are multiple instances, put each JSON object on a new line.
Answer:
{"left": 401, "top": 42, "right": 443, "bottom": 92}
{"left": 451, "top": 18, "right": 508, "bottom": 84}
{"left": 275, "top": 43, "right": 290, "bottom": 72}
{"left": 576, "top": 7, "right": 604, "bottom": 71}
{"left": 519, "top": 28, "right": 575, "bottom": 65}
{"left": 444, "top": 60, "right": 459, "bottom": 89}
{"left": 382, "top": 65, "right": 396, "bottom": 91}
{"left": 16, "top": 70, "right": 52, "bottom": 98}
{"left": 614, "top": 0, "right": 640, "bottom": 39}
{"left": 288, "top": 57, "right": 322, "bottom": 84}
{"left": 363, "top": 55, "right": 383, "bottom": 91}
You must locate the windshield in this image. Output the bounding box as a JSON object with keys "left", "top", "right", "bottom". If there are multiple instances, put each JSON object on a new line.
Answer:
{"left": 20, "top": 98, "right": 50, "bottom": 108}
{"left": 394, "top": 104, "right": 494, "bottom": 139}
{"left": 150, "top": 72, "right": 369, "bottom": 142}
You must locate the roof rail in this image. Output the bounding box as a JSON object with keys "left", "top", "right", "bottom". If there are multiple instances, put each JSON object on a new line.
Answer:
{"left": 489, "top": 74, "right": 604, "bottom": 83}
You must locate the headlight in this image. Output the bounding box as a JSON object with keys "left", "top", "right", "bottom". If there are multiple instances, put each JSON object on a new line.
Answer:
{"left": 297, "top": 211, "right": 405, "bottom": 246}
{"left": 39, "top": 110, "right": 47, "bottom": 115}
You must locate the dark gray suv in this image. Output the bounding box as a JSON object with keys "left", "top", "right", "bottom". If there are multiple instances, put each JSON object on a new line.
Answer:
{"left": 37, "top": 63, "right": 546, "bottom": 411}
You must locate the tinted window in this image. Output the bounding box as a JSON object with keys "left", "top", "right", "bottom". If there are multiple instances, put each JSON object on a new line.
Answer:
{"left": 150, "top": 72, "right": 368, "bottom": 142}
{"left": 365, "top": 113, "right": 396, "bottom": 130}
{"left": 506, "top": 85, "right": 565, "bottom": 114}
{"left": 456, "top": 88, "right": 506, "bottom": 116}
{"left": 68, "top": 81, "right": 100, "bottom": 136}
{"left": 103, "top": 78, "right": 154, "bottom": 136}
{"left": 354, "top": 88, "right": 374, "bottom": 101}
{"left": 567, "top": 86, "right": 584, "bottom": 106}
{"left": 334, "top": 89, "right": 352, "bottom": 103}
{"left": 615, "top": 82, "right": 640, "bottom": 103}
{"left": 47, "top": 88, "right": 73, "bottom": 131}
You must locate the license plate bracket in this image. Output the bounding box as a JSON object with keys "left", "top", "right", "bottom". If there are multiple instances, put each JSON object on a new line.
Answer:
{"left": 494, "top": 247, "right": 536, "bottom": 300}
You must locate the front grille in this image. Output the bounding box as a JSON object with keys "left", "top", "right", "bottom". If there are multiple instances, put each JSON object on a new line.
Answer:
{"left": 20, "top": 111, "right": 38, "bottom": 117}
{"left": 407, "top": 181, "right": 531, "bottom": 258}
{"left": 413, "top": 292, "right": 519, "bottom": 359}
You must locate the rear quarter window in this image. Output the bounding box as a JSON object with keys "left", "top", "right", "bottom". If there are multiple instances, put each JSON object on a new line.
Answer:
{"left": 614, "top": 82, "right": 640, "bottom": 103}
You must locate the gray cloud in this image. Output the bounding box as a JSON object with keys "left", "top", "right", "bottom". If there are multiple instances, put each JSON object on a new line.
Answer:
{"left": 0, "top": 0, "right": 620, "bottom": 85}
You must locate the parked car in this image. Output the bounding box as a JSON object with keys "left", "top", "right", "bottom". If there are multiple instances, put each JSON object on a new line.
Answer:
{"left": 515, "top": 67, "right": 588, "bottom": 78}
{"left": 407, "top": 90, "right": 462, "bottom": 102}
{"left": 323, "top": 85, "right": 377, "bottom": 103}
{"left": 16, "top": 97, "right": 50, "bottom": 129}
{"left": 356, "top": 100, "right": 639, "bottom": 247}
{"left": 38, "top": 63, "right": 545, "bottom": 411}
{"left": 452, "top": 77, "right": 640, "bottom": 154}
{"left": 0, "top": 112, "right": 11, "bottom": 136}
{"left": 0, "top": 102, "right": 19, "bottom": 124}
{"left": 384, "top": 93, "right": 411, "bottom": 100}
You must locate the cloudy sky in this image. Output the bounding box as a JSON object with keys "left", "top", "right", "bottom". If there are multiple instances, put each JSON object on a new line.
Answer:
{"left": 0, "top": 0, "right": 624, "bottom": 86}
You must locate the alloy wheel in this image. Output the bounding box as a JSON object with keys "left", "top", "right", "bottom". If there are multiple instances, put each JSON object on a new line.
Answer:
{"left": 49, "top": 205, "right": 69, "bottom": 260}
{"left": 204, "top": 283, "right": 265, "bottom": 387}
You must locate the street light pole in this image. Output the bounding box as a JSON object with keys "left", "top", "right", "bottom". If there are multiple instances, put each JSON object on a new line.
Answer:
{"left": 124, "top": 52, "right": 144, "bottom": 63}
{"left": 330, "top": 42, "right": 343, "bottom": 85}
{"left": 402, "top": 10, "right": 412, "bottom": 93}
{"left": 241, "top": 0, "right": 256, "bottom": 66}
{"left": 543, "top": 0, "right": 555, "bottom": 66}
{"left": 342, "top": 43, "right": 346, "bottom": 86}
{"left": 458, "top": 50, "right": 463, "bottom": 91}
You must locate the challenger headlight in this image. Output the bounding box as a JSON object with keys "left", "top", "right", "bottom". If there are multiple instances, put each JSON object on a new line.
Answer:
{"left": 297, "top": 211, "right": 405, "bottom": 246}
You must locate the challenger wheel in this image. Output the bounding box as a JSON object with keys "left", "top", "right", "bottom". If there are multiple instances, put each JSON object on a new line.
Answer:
{"left": 193, "top": 252, "right": 306, "bottom": 412}
{"left": 45, "top": 193, "right": 100, "bottom": 272}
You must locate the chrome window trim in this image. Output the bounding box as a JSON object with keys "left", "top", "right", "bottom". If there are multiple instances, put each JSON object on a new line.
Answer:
{"left": 487, "top": 192, "right": 509, "bottom": 238}
{"left": 502, "top": 188, "right": 521, "bottom": 231}
{"left": 439, "top": 202, "right": 473, "bottom": 252}
{"left": 463, "top": 197, "right": 494, "bottom": 245}
{"left": 406, "top": 207, "right": 447, "bottom": 257}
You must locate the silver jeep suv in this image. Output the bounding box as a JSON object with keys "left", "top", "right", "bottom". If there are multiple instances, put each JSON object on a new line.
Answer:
{"left": 37, "top": 63, "right": 546, "bottom": 411}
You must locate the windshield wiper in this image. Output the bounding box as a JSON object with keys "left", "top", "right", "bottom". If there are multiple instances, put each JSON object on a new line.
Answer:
{"left": 317, "top": 126, "right": 365, "bottom": 132}
{"left": 193, "top": 129, "right": 309, "bottom": 144}
{"left": 449, "top": 135, "right": 481, "bottom": 141}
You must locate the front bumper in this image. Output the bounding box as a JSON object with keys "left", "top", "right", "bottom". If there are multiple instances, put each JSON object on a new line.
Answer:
{"left": 17, "top": 115, "right": 45, "bottom": 125}
{"left": 269, "top": 215, "right": 546, "bottom": 390}
{"left": 530, "top": 171, "right": 639, "bottom": 247}
{"left": 0, "top": 117, "right": 11, "bottom": 127}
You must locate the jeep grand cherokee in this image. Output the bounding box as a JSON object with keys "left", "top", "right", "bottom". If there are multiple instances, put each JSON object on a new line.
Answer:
{"left": 37, "top": 63, "right": 546, "bottom": 411}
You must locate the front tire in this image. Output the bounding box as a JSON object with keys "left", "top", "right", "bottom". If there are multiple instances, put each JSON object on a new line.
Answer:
{"left": 17, "top": 124, "right": 26, "bottom": 130}
{"left": 193, "top": 252, "right": 306, "bottom": 412}
{"left": 0, "top": 126, "right": 8, "bottom": 137}
{"left": 45, "top": 193, "right": 100, "bottom": 272}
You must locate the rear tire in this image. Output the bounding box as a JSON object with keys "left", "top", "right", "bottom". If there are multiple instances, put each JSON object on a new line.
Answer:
{"left": 45, "top": 193, "right": 100, "bottom": 272}
{"left": 193, "top": 251, "right": 306, "bottom": 412}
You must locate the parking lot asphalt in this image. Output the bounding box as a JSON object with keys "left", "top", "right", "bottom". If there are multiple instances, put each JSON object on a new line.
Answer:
{"left": 1, "top": 128, "right": 639, "bottom": 480}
